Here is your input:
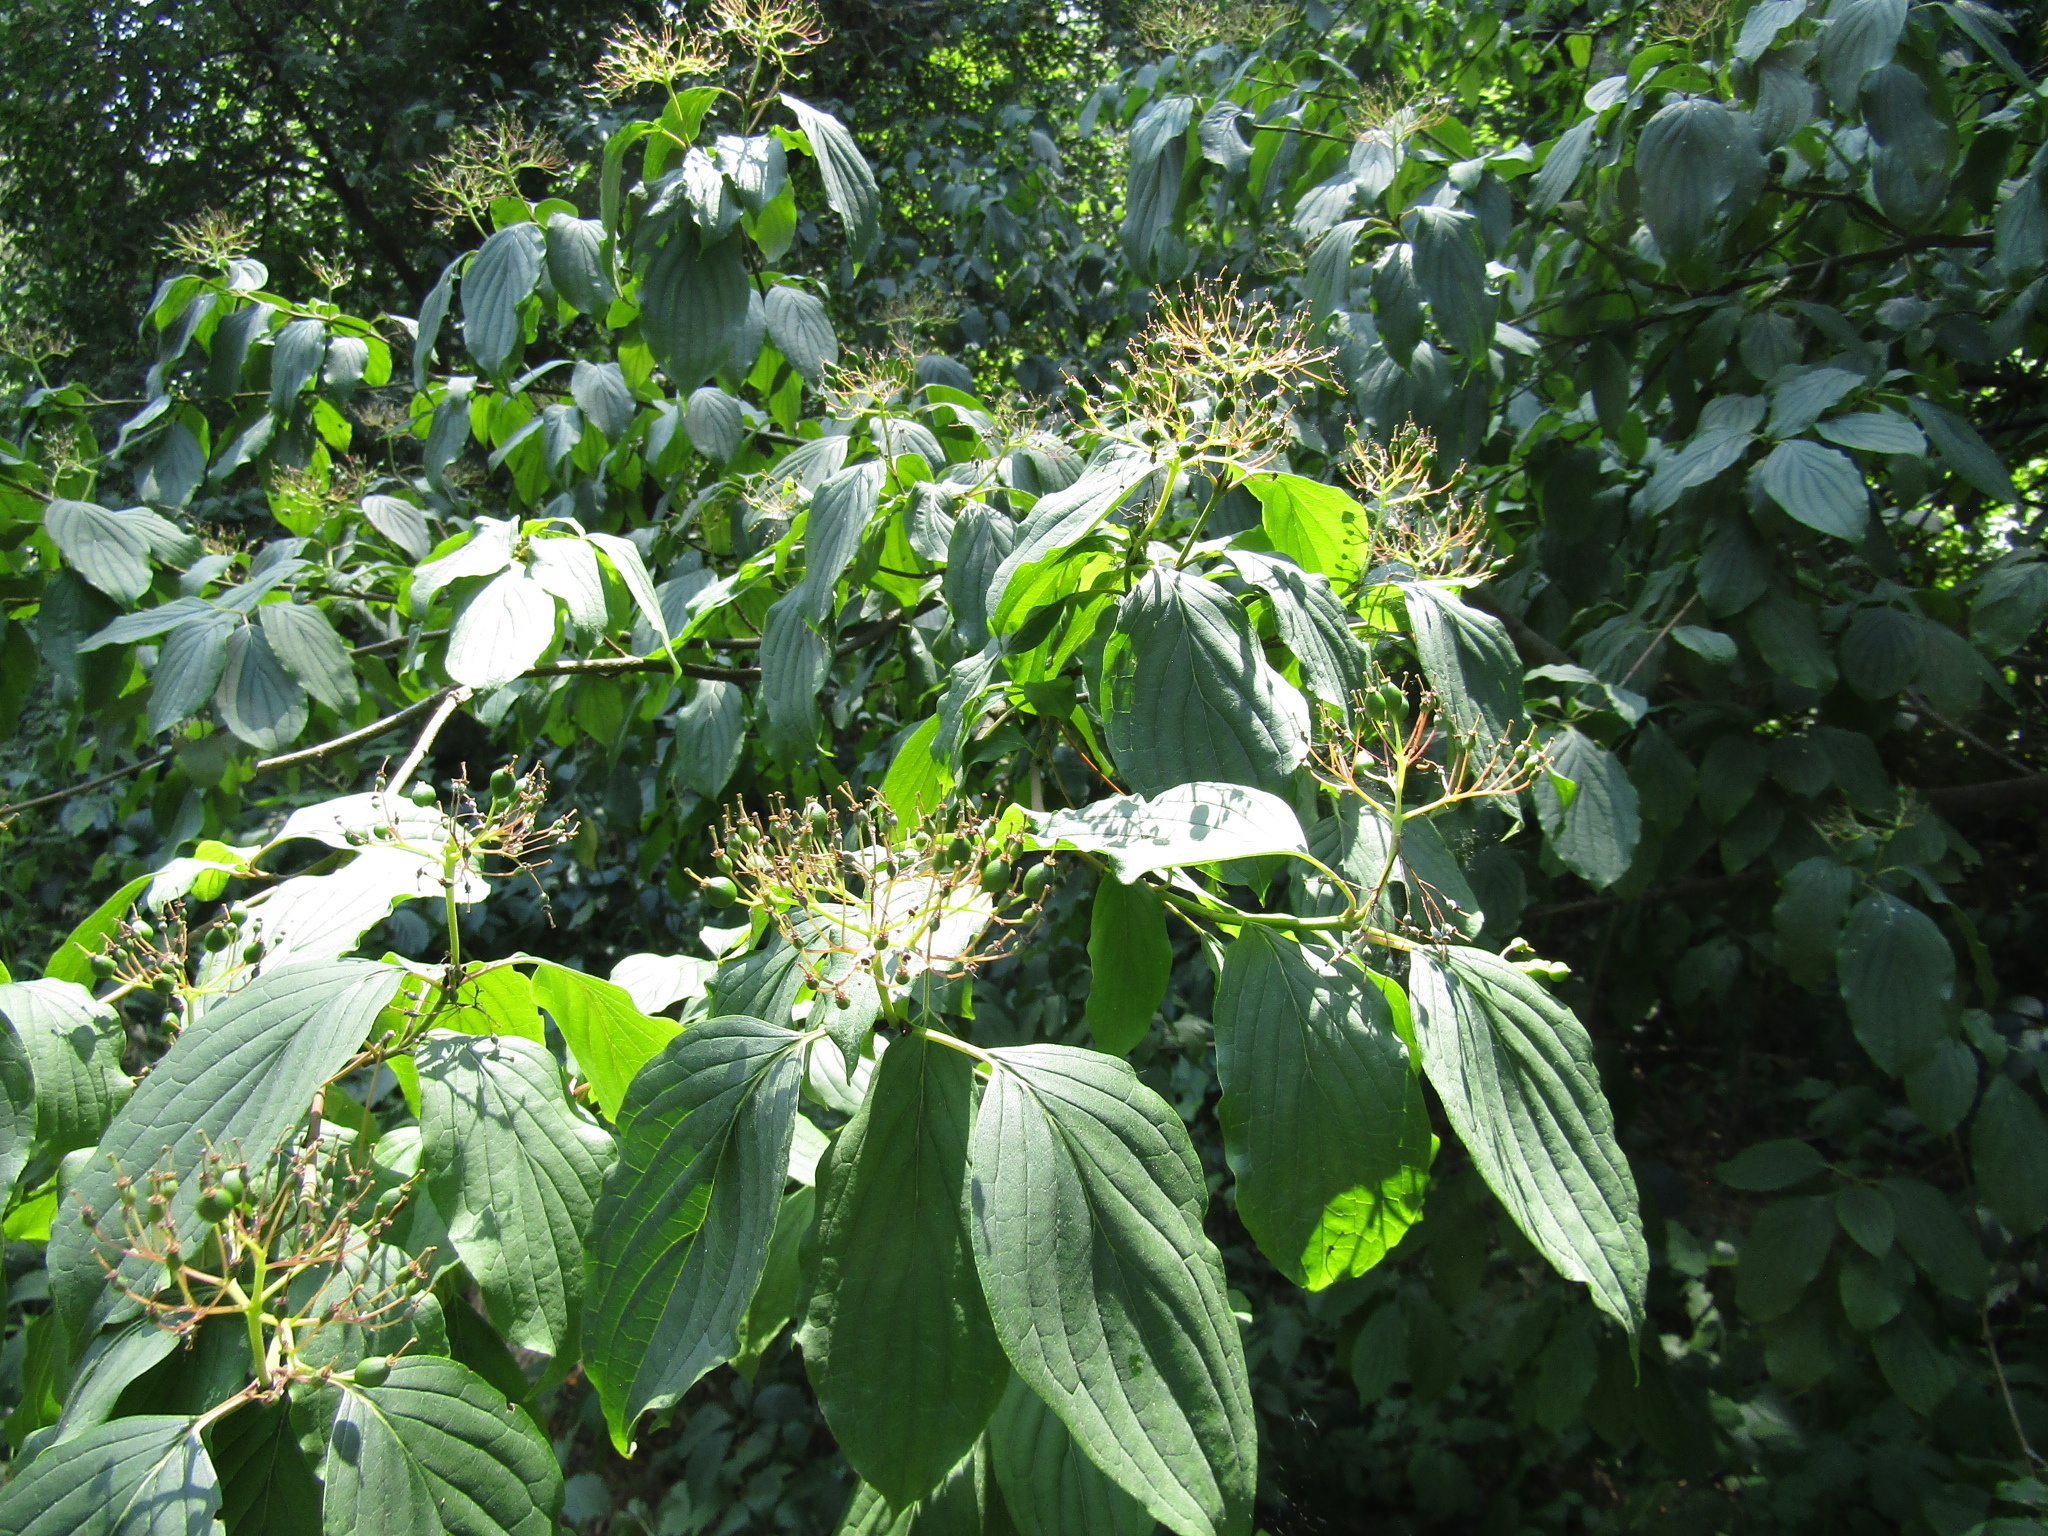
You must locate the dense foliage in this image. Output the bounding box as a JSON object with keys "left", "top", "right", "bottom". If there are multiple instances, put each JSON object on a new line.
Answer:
{"left": 1, "top": 0, "right": 2045, "bottom": 1532}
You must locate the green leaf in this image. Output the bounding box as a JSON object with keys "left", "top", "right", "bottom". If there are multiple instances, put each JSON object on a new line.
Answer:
{"left": 216, "top": 623, "right": 307, "bottom": 751}
{"left": 969, "top": 1044, "right": 1255, "bottom": 1536}
{"left": 1834, "top": 1183, "right": 1896, "bottom": 1256}
{"left": 51, "top": 960, "right": 402, "bottom": 1343}
{"left": 413, "top": 1031, "right": 614, "bottom": 1357}
{"left": 1717, "top": 1139, "right": 1827, "bottom": 1191}
{"left": 1972, "top": 1078, "right": 2048, "bottom": 1238}
{"left": 1764, "top": 367, "right": 1862, "bottom": 439}
{"left": 1304, "top": 220, "right": 1364, "bottom": 325}
{"left": 1751, "top": 439, "right": 1869, "bottom": 540}
{"left": 986, "top": 447, "right": 1153, "bottom": 630}
{"left": 0, "top": 979, "right": 131, "bottom": 1154}
{"left": 1905, "top": 1038, "right": 1977, "bottom": 1135}
{"left": 1819, "top": 0, "right": 1906, "bottom": 109}
{"left": 782, "top": 95, "right": 881, "bottom": 259}
{"left": 42, "top": 873, "right": 154, "bottom": 987}
{"left": 568, "top": 361, "right": 634, "bottom": 440}
{"left": 1408, "top": 949, "right": 1647, "bottom": 1335}
{"left": 1882, "top": 1176, "right": 1987, "bottom": 1299}
{"left": 732, "top": 1183, "right": 814, "bottom": 1378}
{"left": 258, "top": 603, "right": 358, "bottom": 713}
{"left": 764, "top": 285, "right": 838, "bottom": 379}
{"left": 1635, "top": 97, "right": 1760, "bottom": 262}
{"left": 673, "top": 678, "right": 746, "bottom": 798}
{"left": 446, "top": 569, "right": 555, "bottom": 691}
{"left": 1102, "top": 566, "right": 1309, "bottom": 797}
{"left": 1405, "top": 205, "right": 1491, "bottom": 358}
{"left": 760, "top": 597, "right": 829, "bottom": 757}
{"left": 210, "top": 1395, "right": 323, "bottom": 1536}
{"left": 883, "top": 717, "right": 956, "bottom": 831}
{"left": 1837, "top": 893, "right": 1953, "bottom": 1076}
{"left": 1021, "top": 782, "right": 1310, "bottom": 883}
{"left": 1214, "top": 930, "right": 1430, "bottom": 1289}
{"left": 1735, "top": 1196, "right": 1836, "bottom": 1320}
{"left": 1241, "top": 474, "right": 1364, "bottom": 588}
{"left": 583, "top": 1016, "right": 804, "bottom": 1448}
{"left": 1085, "top": 876, "right": 1172, "bottom": 1056}
{"left": 1229, "top": 552, "right": 1367, "bottom": 715}
{"left": 835, "top": 1443, "right": 1006, "bottom": 1536}
{"left": 1371, "top": 244, "right": 1424, "bottom": 361}
{"left": 801, "top": 1033, "right": 1007, "bottom": 1508}
{"left": 1746, "top": 593, "right": 1838, "bottom": 691}
{"left": 1402, "top": 584, "right": 1522, "bottom": 743}
{"left": 1815, "top": 410, "right": 1924, "bottom": 455}
{"left": 640, "top": 231, "right": 751, "bottom": 389}
{"left": 44, "top": 500, "right": 174, "bottom": 605}
{"left": 1532, "top": 727, "right": 1641, "bottom": 890}
{"left": 989, "top": 1375, "right": 1152, "bottom": 1536}
{"left": 1871, "top": 1315, "right": 1957, "bottom": 1415}
{"left": 0, "top": 1415, "right": 217, "bottom": 1536}
{"left": 413, "top": 258, "right": 460, "bottom": 391}
{"left": 267, "top": 317, "right": 326, "bottom": 414}
{"left": 544, "top": 213, "right": 614, "bottom": 320}
{"left": 1120, "top": 95, "right": 1194, "bottom": 276}
{"left": 526, "top": 962, "right": 680, "bottom": 1121}
{"left": 1775, "top": 856, "right": 1856, "bottom": 990}
{"left": 461, "top": 224, "right": 544, "bottom": 378}
{"left": 0, "top": 1015, "right": 33, "bottom": 1212}
{"left": 1971, "top": 562, "right": 2048, "bottom": 657}
{"left": 1638, "top": 428, "right": 1755, "bottom": 514}
{"left": 1909, "top": 396, "right": 2019, "bottom": 502}
{"left": 324, "top": 1357, "right": 560, "bottom": 1536}
{"left": 1349, "top": 1300, "right": 1408, "bottom": 1404}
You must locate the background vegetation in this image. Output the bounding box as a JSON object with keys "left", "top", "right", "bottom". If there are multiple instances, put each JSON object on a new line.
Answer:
{"left": 0, "top": 0, "right": 2044, "bottom": 1531}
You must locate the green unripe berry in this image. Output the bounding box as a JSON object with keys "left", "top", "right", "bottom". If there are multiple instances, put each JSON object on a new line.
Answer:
{"left": 491, "top": 767, "right": 517, "bottom": 799}
{"left": 979, "top": 858, "right": 1011, "bottom": 895}
{"left": 409, "top": 781, "right": 437, "bottom": 808}
{"left": 702, "top": 876, "right": 739, "bottom": 907}
{"left": 158, "top": 1176, "right": 179, "bottom": 1198}
{"left": 229, "top": 903, "right": 249, "bottom": 922}
{"left": 220, "top": 1168, "right": 246, "bottom": 1204}
{"left": 196, "top": 1188, "right": 235, "bottom": 1224}
{"left": 204, "top": 926, "right": 231, "bottom": 952}
{"left": 947, "top": 836, "right": 972, "bottom": 869}
{"left": 133, "top": 922, "right": 155, "bottom": 942}
{"left": 808, "top": 804, "right": 830, "bottom": 835}
{"left": 353, "top": 1355, "right": 391, "bottom": 1387}
{"left": 90, "top": 953, "right": 118, "bottom": 979}
{"left": 1021, "top": 861, "right": 1054, "bottom": 900}
{"left": 243, "top": 941, "right": 264, "bottom": 964}
{"left": 152, "top": 973, "right": 177, "bottom": 995}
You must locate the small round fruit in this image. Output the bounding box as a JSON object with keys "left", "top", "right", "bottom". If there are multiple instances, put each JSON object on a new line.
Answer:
{"left": 808, "top": 804, "right": 830, "bottom": 835}
{"left": 90, "top": 953, "right": 118, "bottom": 979}
{"left": 946, "top": 836, "right": 972, "bottom": 869}
{"left": 491, "top": 767, "right": 517, "bottom": 799}
{"left": 219, "top": 1168, "right": 246, "bottom": 1204}
{"left": 702, "top": 876, "right": 739, "bottom": 908}
{"left": 978, "top": 858, "right": 1011, "bottom": 895}
{"left": 229, "top": 903, "right": 249, "bottom": 922}
{"left": 243, "top": 941, "right": 264, "bottom": 964}
{"left": 409, "top": 781, "right": 437, "bottom": 808}
{"left": 152, "top": 973, "right": 177, "bottom": 995}
{"left": 196, "top": 1188, "right": 235, "bottom": 1224}
{"left": 204, "top": 926, "right": 230, "bottom": 952}
{"left": 158, "top": 1176, "right": 179, "bottom": 1198}
{"left": 1021, "top": 861, "right": 1054, "bottom": 900}
{"left": 353, "top": 1355, "right": 391, "bottom": 1388}
{"left": 132, "top": 922, "right": 155, "bottom": 943}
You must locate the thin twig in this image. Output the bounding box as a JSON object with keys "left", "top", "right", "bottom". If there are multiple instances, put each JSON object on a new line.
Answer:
{"left": 0, "top": 752, "right": 175, "bottom": 818}
{"left": 1620, "top": 595, "right": 1696, "bottom": 688}
{"left": 1907, "top": 688, "right": 2036, "bottom": 776}
{"left": 1984, "top": 1304, "right": 2045, "bottom": 1467}
{"left": 386, "top": 688, "right": 473, "bottom": 796}
{"left": 252, "top": 690, "right": 460, "bottom": 774}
